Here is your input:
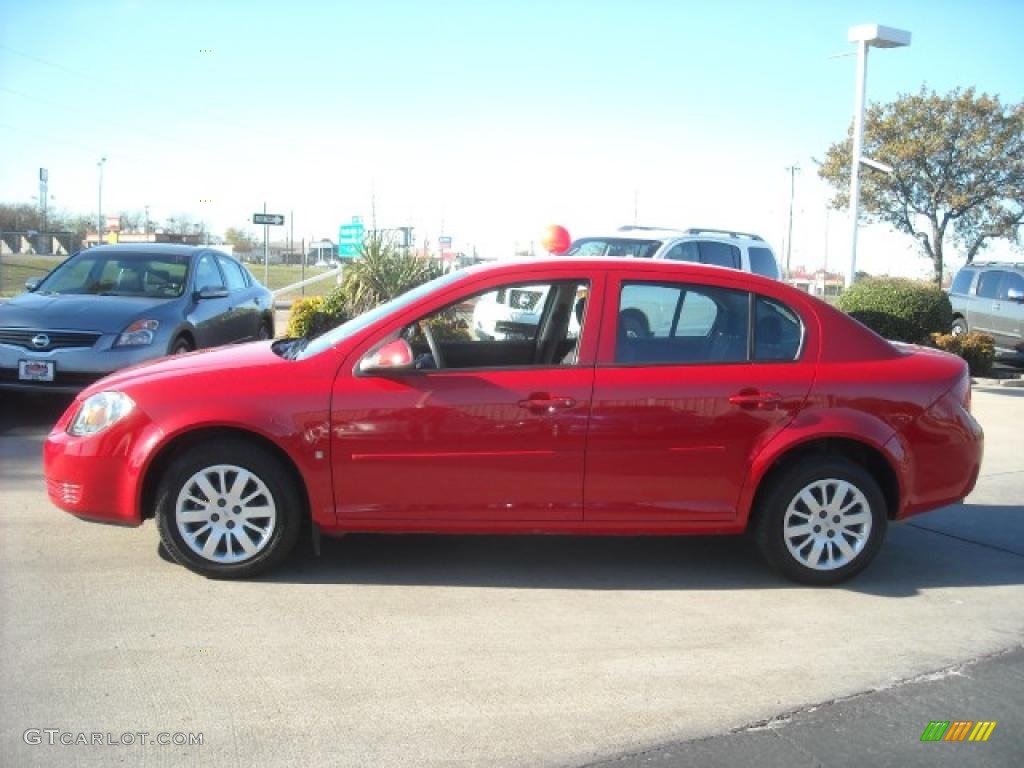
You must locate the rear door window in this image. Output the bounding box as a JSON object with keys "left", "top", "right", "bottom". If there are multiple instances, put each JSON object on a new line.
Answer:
{"left": 999, "top": 272, "right": 1024, "bottom": 300}
{"left": 976, "top": 271, "right": 1005, "bottom": 300}
{"left": 616, "top": 282, "right": 749, "bottom": 364}
{"left": 753, "top": 296, "right": 803, "bottom": 361}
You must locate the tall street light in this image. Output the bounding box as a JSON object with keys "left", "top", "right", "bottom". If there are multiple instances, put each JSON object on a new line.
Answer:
{"left": 97, "top": 156, "right": 107, "bottom": 246}
{"left": 845, "top": 24, "right": 910, "bottom": 288}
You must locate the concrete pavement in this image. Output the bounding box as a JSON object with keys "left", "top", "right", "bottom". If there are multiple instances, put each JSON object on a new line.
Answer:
{"left": 0, "top": 389, "right": 1022, "bottom": 767}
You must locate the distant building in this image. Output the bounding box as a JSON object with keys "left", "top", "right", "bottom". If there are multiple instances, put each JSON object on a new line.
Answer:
{"left": 786, "top": 268, "right": 844, "bottom": 298}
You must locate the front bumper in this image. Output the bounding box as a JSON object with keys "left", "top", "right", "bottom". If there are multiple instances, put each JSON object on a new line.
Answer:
{"left": 0, "top": 336, "right": 163, "bottom": 393}
{"left": 43, "top": 402, "right": 164, "bottom": 525}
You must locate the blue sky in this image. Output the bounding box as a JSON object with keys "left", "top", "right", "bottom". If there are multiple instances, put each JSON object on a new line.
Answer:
{"left": 2, "top": 0, "right": 1022, "bottom": 275}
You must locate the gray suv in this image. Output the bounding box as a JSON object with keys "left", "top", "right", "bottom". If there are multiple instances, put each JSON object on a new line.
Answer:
{"left": 949, "top": 261, "right": 1024, "bottom": 359}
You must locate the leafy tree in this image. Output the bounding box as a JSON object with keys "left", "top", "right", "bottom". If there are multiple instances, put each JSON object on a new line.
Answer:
{"left": 119, "top": 210, "right": 147, "bottom": 233}
{"left": 0, "top": 202, "right": 41, "bottom": 231}
{"left": 164, "top": 213, "right": 198, "bottom": 235}
{"left": 819, "top": 87, "right": 1024, "bottom": 285}
{"left": 224, "top": 227, "right": 256, "bottom": 252}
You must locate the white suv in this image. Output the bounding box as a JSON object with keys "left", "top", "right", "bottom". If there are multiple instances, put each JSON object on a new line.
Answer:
{"left": 473, "top": 226, "right": 780, "bottom": 340}
{"left": 566, "top": 225, "right": 781, "bottom": 279}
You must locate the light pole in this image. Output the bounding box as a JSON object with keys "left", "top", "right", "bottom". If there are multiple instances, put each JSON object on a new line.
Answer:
{"left": 845, "top": 24, "right": 910, "bottom": 288}
{"left": 97, "top": 156, "right": 107, "bottom": 246}
{"left": 784, "top": 165, "right": 800, "bottom": 277}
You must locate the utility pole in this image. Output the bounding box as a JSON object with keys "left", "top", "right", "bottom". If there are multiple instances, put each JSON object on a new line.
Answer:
{"left": 262, "top": 202, "right": 269, "bottom": 286}
{"left": 97, "top": 157, "right": 107, "bottom": 246}
{"left": 784, "top": 165, "right": 801, "bottom": 277}
{"left": 144, "top": 205, "right": 151, "bottom": 235}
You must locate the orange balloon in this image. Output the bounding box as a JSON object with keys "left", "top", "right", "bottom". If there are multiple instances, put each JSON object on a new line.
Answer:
{"left": 541, "top": 224, "right": 572, "bottom": 255}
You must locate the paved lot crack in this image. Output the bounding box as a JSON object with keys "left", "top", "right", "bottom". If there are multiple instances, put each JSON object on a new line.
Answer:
{"left": 576, "top": 645, "right": 1024, "bottom": 768}
{"left": 904, "top": 521, "right": 1024, "bottom": 559}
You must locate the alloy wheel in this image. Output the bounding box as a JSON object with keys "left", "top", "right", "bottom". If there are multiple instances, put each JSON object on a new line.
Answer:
{"left": 175, "top": 464, "right": 277, "bottom": 563}
{"left": 782, "top": 478, "right": 872, "bottom": 571}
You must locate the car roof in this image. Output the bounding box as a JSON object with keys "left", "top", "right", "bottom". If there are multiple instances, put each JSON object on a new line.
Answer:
{"left": 463, "top": 256, "right": 777, "bottom": 285}
{"left": 963, "top": 261, "right": 1024, "bottom": 270}
{"left": 80, "top": 243, "right": 209, "bottom": 258}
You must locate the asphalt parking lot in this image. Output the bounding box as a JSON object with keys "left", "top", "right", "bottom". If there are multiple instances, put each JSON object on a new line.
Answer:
{"left": 1, "top": 387, "right": 1022, "bottom": 768}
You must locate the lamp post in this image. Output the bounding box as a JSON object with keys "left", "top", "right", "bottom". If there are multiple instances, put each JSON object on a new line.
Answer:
{"left": 845, "top": 24, "right": 910, "bottom": 288}
{"left": 97, "top": 157, "right": 107, "bottom": 246}
{"left": 784, "top": 165, "right": 800, "bottom": 277}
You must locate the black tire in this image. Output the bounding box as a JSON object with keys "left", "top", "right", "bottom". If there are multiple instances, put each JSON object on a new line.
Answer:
{"left": 752, "top": 457, "right": 888, "bottom": 585}
{"left": 155, "top": 439, "right": 302, "bottom": 578}
{"left": 170, "top": 336, "right": 194, "bottom": 355}
{"left": 951, "top": 317, "right": 968, "bottom": 336}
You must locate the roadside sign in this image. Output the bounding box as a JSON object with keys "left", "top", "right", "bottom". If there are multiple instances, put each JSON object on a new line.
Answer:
{"left": 338, "top": 217, "right": 365, "bottom": 259}
{"left": 253, "top": 213, "right": 285, "bottom": 226}
{"left": 439, "top": 236, "right": 452, "bottom": 248}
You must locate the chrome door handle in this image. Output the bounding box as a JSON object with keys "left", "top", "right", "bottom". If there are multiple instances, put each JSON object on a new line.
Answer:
{"left": 517, "top": 394, "right": 577, "bottom": 413}
{"left": 729, "top": 391, "right": 782, "bottom": 410}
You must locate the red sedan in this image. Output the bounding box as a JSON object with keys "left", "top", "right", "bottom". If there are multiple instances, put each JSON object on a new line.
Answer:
{"left": 44, "top": 259, "right": 983, "bottom": 583}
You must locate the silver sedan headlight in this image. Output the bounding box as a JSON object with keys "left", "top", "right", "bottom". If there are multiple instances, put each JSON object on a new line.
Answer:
{"left": 115, "top": 319, "right": 160, "bottom": 347}
{"left": 68, "top": 391, "right": 136, "bottom": 436}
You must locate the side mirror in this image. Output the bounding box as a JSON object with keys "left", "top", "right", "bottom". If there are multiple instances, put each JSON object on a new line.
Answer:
{"left": 358, "top": 338, "right": 415, "bottom": 374}
{"left": 1007, "top": 288, "right": 1024, "bottom": 303}
{"left": 24, "top": 277, "right": 42, "bottom": 292}
{"left": 194, "top": 286, "right": 229, "bottom": 300}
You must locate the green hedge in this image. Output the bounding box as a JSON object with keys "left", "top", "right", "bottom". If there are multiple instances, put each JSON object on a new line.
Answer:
{"left": 931, "top": 331, "right": 995, "bottom": 376}
{"left": 836, "top": 277, "right": 952, "bottom": 343}
{"left": 285, "top": 296, "right": 345, "bottom": 338}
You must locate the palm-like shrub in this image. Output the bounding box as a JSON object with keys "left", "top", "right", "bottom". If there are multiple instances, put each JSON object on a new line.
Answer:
{"left": 338, "top": 231, "right": 443, "bottom": 315}
{"left": 286, "top": 231, "right": 442, "bottom": 337}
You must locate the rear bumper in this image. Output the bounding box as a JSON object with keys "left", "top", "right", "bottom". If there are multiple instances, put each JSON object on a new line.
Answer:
{"left": 890, "top": 390, "right": 984, "bottom": 519}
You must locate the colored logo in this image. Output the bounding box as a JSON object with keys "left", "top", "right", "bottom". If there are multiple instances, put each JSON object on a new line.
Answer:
{"left": 920, "top": 721, "right": 997, "bottom": 742}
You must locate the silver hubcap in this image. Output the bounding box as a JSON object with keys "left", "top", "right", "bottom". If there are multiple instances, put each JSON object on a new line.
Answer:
{"left": 175, "top": 464, "right": 276, "bottom": 564}
{"left": 783, "top": 479, "right": 872, "bottom": 571}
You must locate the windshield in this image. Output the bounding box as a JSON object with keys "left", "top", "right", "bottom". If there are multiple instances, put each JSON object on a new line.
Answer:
{"left": 36, "top": 251, "right": 191, "bottom": 298}
{"left": 565, "top": 238, "right": 662, "bottom": 259}
{"left": 293, "top": 270, "right": 466, "bottom": 360}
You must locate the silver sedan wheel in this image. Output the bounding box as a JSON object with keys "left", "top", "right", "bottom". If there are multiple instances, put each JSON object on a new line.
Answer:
{"left": 175, "top": 464, "right": 277, "bottom": 564}
{"left": 783, "top": 479, "right": 873, "bottom": 571}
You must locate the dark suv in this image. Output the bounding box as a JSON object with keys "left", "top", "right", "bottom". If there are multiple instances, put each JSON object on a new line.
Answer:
{"left": 949, "top": 262, "right": 1024, "bottom": 359}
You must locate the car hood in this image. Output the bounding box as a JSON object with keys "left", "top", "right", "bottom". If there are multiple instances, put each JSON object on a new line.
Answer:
{"left": 83, "top": 341, "right": 288, "bottom": 396}
{"left": 0, "top": 292, "right": 175, "bottom": 334}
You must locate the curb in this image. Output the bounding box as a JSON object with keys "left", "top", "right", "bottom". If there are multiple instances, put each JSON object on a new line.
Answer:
{"left": 973, "top": 376, "right": 1024, "bottom": 388}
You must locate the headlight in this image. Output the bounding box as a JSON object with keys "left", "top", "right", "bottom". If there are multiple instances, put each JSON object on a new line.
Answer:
{"left": 115, "top": 319, "right": 160, "bottom": 347}
{"left": 68, "top": 391, "right": 135, "bottom": 437}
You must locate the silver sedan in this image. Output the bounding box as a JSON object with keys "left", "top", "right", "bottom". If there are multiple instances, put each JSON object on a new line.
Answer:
{"left": 0, "top": 244, "right": 274, "bottom": 393}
